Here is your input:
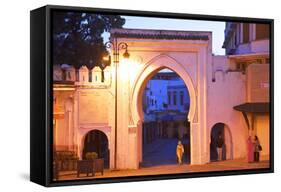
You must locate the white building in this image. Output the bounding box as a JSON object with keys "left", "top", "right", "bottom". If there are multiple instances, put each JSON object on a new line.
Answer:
{"left": 143, "top": 72, "right": 189, "bottom": 114}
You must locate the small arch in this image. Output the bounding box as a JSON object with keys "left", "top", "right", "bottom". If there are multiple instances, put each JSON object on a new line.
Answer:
{"left": 81, "top": 129, "right": 110, "bottom": 168}
{"left": 210, "top": 122, "right": 233, "bottom": 161}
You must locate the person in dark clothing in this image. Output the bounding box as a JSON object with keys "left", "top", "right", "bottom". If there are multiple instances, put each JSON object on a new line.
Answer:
{"left": 216, "top": 132, "right": 224, "bottom": 161}
{"left": 254, "top": 135, "right": 262, "bottom": 162}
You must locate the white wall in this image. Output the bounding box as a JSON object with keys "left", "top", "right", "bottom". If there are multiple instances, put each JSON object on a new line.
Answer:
{"left": 208, "top": 56, "right": 248, "bottom": 159}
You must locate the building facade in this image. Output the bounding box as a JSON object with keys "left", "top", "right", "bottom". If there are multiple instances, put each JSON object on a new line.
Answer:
{"left": 143, "top": 72, "right": 189, "bottom": 114}
{"left": 222, "top": 22, "right": 270, "bottom": 157}
{"left": 53, "top": 25, "right": 270, "bottom": 170}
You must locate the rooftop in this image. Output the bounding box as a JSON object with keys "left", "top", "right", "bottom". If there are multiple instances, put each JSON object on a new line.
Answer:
{"left": 111, "top": 28, "right": 210, "bottom": 41}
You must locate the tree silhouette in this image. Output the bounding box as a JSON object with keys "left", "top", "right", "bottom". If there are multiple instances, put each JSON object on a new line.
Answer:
{"left": 52, "top": 11, "right": 125, "bottom": 69}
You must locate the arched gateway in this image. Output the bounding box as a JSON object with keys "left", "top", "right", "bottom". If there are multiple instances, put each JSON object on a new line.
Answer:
{"left": 131, "top": 54, "right": 196, "bottom": 165}
{"left": 111, "top": 28, "right": 211, "bottom": 169}
{"left": 131, "top": 54, "right": 196, "bottom": 126}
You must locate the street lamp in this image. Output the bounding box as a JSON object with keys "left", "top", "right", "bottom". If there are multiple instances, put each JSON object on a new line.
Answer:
{"left": 104, "top": 38, "right": 129, "bottom": 170}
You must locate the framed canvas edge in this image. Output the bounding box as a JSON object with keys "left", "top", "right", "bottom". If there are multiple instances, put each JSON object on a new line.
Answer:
{"left": 30, "top": 4, "right": 274, "bottom": 187}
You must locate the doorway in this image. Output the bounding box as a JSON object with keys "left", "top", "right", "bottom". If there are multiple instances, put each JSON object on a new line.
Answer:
{"left": 141, "top": 68, "right": 191, "bottom": 167}
{"left": 82, "top": 130, "right": 109, "bottom": 168}
{"left": 210, "top": 123, "right": 233, "bottom": 161}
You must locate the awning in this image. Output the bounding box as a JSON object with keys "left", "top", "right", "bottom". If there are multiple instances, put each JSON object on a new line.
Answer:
{"left": 233, "top": 102, "right": 269, "bottom": 113}
{"left": 233, "top": 102, "right": 269, "bottom": 130}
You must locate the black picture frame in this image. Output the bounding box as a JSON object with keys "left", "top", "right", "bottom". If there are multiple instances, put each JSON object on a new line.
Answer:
{"left": 30, "top": 4, "right": 274, "bottom": 187}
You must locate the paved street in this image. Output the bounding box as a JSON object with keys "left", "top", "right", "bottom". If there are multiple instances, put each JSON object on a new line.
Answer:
{"left": 142, "top": 138, "right": 188, "bottom": 167}
{"left": 57, "top": 157, "right": 270, "bottom": 181}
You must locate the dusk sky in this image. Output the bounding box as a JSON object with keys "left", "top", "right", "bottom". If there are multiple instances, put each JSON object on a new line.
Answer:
{"left": 103, "top": 15, "right": 226, "bottom": 55}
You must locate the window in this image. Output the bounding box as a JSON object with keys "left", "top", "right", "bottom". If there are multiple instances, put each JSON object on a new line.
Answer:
{"left": 75, "top": 69, "right": 79, "bottom": 81}
{"left": 88, "top": 71, "right": 92, "bottom": 82}
{"left": 256, "top": 24, "right": 269, "bottom": 40}
{"left": 243, "top": 23, "right": 249, "bottom": 43}
{"left": 232, "top": 34, "right": 236, "bottom": 48}
{"left": 168, "top": 91, "right": 171, "bottom": 105}
{"left": 173, "top": 91, "right": 177, "bottom": 105}
{"left": 180, "top": 91, "right": 184, "bottom": 105}
{"left": 236, "top": 24, "right": 240, "bottom": 45}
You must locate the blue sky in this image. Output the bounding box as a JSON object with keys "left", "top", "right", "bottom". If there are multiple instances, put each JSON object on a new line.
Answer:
{"left": 103, "top": 16, "right": 226, "bottom": 55}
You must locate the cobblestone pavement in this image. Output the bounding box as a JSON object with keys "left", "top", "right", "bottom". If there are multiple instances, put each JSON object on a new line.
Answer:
{"left": 57, "top": 157, "right": 270, "bottom": 181}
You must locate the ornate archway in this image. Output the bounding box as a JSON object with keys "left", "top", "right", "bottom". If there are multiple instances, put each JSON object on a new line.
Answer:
{"left": 130, "top": 54, "right": 197, "bottom": 165}
{"left": 131, "top": 54, "right": 196, "bottom": 125}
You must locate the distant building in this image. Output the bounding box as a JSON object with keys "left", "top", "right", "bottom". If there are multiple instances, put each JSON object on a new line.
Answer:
{"left": 167, "top": 84, "right": 189, "bottom": 113}
{"left": 222, "top": 22, "right": 269, "bottom": 55}
{"left": 143, "top": 72, "right": 190, "bottom": 114}
{"left": 142, "top": 72, "right": 190, "bottom": 144}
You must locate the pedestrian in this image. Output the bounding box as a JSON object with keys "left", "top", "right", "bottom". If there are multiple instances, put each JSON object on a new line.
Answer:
{"left": 216, "top": 132, "right": 224, "bottom": 161}
{"left": 247, "top": 136, "right": 254, "bottom": 163}
{"left": 176, "top": 140, "right": 184, "bottom": 165}
{"left": 254, "top": 135, "right": 262, "bottom": 162}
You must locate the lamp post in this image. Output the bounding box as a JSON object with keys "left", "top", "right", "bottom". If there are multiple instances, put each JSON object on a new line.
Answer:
{"left": 104, "top": 38, "right": 129, "bottom": 170}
